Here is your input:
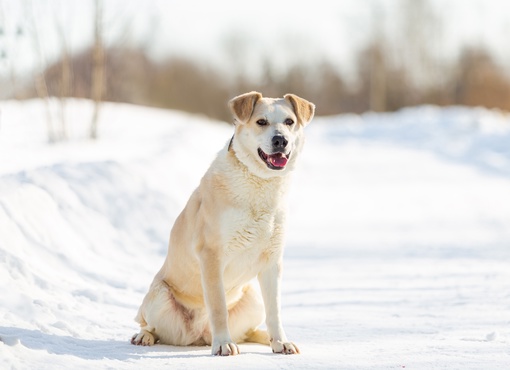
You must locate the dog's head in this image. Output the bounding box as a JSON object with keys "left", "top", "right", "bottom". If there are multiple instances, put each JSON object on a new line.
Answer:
{"left": 228, "top": 91, "right": 315, "bottom": 179}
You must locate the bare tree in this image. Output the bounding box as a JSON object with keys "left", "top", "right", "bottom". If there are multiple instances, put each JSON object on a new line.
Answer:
{"left": 454, "top": 47, "right": 510, "bottom": 110}
{"left": 9, "top": 26, "right": 24, "bottom": 100}
{"left": 90, "top": 0, "right": 105, "bottom": 140}
{"left": 0, "top": 4, "right": 24, "bottom": 100}
{"left": 54, "top": 0, "right": 73, "bottom": 141}
{"left": 399, "top": 0, "right": 442, "bottom": 93}
{"left": 24, "top": 0, "right": 55, "bottom": 143}
{"left": 368, "top": 43, "right": 387, "bottom": 112}
{"left": 367, "top": 2, "right": 387, "bottom": 112}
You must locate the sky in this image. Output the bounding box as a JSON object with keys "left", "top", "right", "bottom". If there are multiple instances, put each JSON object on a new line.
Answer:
{"left": 1, "top": 0, "right": 510, "bottom": 80}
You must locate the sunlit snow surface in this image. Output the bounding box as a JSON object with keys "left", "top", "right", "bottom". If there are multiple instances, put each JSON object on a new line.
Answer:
{"left": 1, "top": 100, "right": 509, "bottom": 369}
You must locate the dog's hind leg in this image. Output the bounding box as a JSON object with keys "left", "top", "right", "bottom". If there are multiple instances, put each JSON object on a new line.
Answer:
{"left": 228, "top": 284, "right": 268, "bottom": 345}
{"left": 131, "top": 305, "right": 159, "bottom": 345}
{"left": 131, "top": 280, "right": 204, "bottom": 346}
{"left": 244, "top": 328, "right": 270, "bottom": 345}
{"left": 131, "top": 328, "right": 157, "bottom": 346}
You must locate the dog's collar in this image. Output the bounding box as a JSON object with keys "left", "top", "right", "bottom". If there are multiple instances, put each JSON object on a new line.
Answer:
{"left": 228, "top": 134, "right": 234, "bottom": 152}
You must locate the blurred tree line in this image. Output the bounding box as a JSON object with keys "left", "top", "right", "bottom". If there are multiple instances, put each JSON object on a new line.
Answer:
{"left": 13, "top": 42, "right": 509, "bottom": 123}
{"left": 3, "top": 0, "right": 510, "bottom": 123}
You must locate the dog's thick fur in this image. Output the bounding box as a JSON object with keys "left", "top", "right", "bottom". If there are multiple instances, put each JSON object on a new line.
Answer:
{"left": 131, "top": 92, "right": 315, "bottom": 356}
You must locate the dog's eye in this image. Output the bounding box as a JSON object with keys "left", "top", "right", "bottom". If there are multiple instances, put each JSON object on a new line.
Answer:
{"left": 284, "top": 118, "right": 294, "bottom": 126}
{"left": 256, "top": 119, "right": 268, "bottom": 126}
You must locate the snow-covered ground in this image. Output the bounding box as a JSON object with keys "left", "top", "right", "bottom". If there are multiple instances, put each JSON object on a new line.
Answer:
{"left": 1, "top": 99, "right": 509, "bottom": 369}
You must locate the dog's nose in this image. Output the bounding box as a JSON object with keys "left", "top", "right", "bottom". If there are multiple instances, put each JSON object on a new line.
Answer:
{"left": 272, "top": 135, "right": 288, "bottom": 150}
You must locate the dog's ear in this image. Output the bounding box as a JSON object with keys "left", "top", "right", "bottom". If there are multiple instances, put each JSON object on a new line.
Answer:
{"left": 284, "top": 94, "right": 315, "bottom": 126}
{"left": 229, "top": 91, "right": 263, "bottom": 124}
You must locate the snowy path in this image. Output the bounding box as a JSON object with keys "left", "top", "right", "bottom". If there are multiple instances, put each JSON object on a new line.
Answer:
{"left": 1, "top": 100, "right": 509, "bottom": 369}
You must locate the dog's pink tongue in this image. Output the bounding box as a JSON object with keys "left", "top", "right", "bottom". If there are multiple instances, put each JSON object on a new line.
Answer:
{"left": 269, "top": 153, "right": 288, "bottom": 168}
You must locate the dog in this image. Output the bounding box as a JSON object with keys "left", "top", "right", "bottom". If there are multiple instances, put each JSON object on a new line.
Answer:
{"left": 131, "top": 91, "right": 315, "bottom": 356}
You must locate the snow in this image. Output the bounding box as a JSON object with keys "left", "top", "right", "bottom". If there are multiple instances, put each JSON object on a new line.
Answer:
{"left": 1, "top": 99, "right": 509, "bottom": 369}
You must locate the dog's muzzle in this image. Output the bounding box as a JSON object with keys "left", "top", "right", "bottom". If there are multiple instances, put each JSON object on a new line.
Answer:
{"left": 258, "top": 148, "right": 290, "bottom": 170}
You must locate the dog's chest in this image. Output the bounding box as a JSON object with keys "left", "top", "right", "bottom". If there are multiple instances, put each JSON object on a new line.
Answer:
{"left": 220, "top": 202, "right": 284, "bottom": 256}
{"left": 212, "top": 161, "right": 289, "bottom": 279}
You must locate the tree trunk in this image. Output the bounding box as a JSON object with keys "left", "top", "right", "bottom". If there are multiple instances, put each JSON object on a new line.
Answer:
{"left": 370, "top": 45, "right": 386, "bottom": 112}
{"left": 90, "top": 0, "right": 104, "bottom": 140}
{"left": 35, "top": 72, "right": 55, "bottom": 143}
{"left": 57, "top": 22, "right": 72, "bottom": 141}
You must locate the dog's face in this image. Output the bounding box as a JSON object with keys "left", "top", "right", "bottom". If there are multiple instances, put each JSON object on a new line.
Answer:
{"left": 229, "top": 92, "right": 315, "bottom": 179}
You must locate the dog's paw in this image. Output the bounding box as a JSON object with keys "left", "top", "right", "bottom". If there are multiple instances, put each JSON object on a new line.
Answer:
{"left": 212, "top": 341, "right": 240, "bottom": 356}
{"left": 271, "top": 339, "right": 300, "bottom": 355}
{"left": 131, "top": 330, "right": 156, "bottom": 346}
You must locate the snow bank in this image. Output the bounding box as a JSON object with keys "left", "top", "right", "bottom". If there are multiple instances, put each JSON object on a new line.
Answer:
{"left": 1, "top": 100, "right": 509, "bottom": 369}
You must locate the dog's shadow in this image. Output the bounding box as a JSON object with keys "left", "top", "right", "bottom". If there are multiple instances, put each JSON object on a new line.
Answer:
{"left": 0, "top": 326, "right": 217, "bottom": 361}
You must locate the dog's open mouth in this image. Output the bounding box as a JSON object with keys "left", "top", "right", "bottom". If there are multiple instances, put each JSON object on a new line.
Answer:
{"left": 258, "top": 148, "right": 290, "bottom": 170}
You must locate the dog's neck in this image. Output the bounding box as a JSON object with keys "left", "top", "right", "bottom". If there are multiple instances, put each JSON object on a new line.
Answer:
{"left": 224, "top": 141, "right": 291, "bottom": 203}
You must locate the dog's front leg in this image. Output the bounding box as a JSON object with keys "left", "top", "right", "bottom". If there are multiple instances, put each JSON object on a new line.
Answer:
{"left": 258, "top": 260, "right": 300, "bottom": 354}
{"left": 199, "top": 249, "right": 239, "bottom": 356}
